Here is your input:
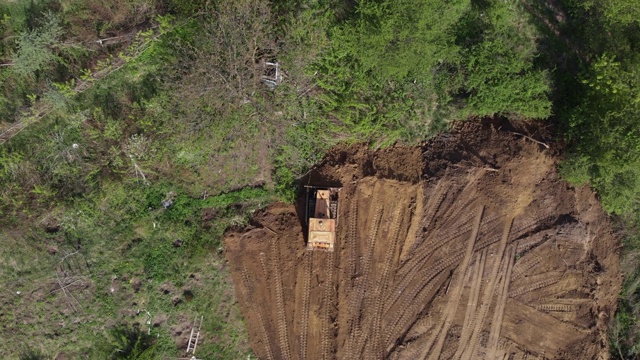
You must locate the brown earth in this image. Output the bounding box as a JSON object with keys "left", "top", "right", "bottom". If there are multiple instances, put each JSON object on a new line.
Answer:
{"left": 224, "top": 120, "right": 621, "bottom": 360}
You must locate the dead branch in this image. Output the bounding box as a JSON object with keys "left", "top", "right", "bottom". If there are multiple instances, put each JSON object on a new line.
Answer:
{"left": 510, "top": 132, "right": 550, "bottom": 149}
{"left": 56, "top": 270, "right": 78, "bottom": 313}
{"left": 59, "top": 250, "right": 79, "bottom": 264}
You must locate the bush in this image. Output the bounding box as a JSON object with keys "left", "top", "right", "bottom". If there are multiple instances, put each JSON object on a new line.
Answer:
{"left": 106, "top": 324, "right": 157, "bottom": 360}
{"left": 19, "top": 348, "right": 50, "bottom": 360}
{"left": 561, "top": 55, "right": 640, "bottom": 214}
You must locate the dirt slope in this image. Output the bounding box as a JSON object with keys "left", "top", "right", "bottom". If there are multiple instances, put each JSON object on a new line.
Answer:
{"left": 224, "top": 120, "right": 621, "bottom": 360}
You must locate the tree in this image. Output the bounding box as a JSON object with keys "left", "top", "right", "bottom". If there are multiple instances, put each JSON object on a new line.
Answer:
{"left": 562, "top": 55, "right": 640, "bottom": 214}
{"left": 106, "top": 324, "right": 157, "bottom": 360}
{"left": 11, "top": 13, "right": 62, "bottom": 79}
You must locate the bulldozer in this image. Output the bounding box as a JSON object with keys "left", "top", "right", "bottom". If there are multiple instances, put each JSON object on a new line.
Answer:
{"left": 305, "top": 186, "right": 340, "bottom": 251}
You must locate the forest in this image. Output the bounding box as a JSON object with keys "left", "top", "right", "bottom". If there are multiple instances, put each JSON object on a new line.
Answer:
{"left": 0, "top": 0, "right": 639, "bottom": 358}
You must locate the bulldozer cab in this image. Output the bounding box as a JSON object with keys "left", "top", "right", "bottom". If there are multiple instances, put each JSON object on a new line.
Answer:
{"left": 305, "top": 186, "right": 340, "bottom": 251}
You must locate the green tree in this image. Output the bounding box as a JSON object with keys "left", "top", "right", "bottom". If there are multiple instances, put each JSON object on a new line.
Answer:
{"left": 562, "top": 55, "right": 640, "bottom": 214}
{"left": 11, "top": 13, "right": 62, "bottom": 79}
{"left": 106, "top": 324, "right": 157, "bottom": 360}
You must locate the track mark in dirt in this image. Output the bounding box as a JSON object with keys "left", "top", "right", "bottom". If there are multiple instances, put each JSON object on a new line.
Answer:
{"left": 348, "top": 198, "right": 358, "bottom": 282}
{"left": 455, "top": 248, "right": 487, "bottom": 360}
{"left": 487, "top": 245, "right": 516, "bottom": 359}
{"left": 535, "top": 304, "right": 576, "bottom": 312}
{"left": 241, "top": 265, "right": 275, "bottom": 360}
{"left": 369, "top": 206, "right": 404, "bottom": 359}
{"left": 321, "top": 251, "right": 334, "bottom": 360}
{"left": 460, "top": 216, "right": 513, "bottom": 360}
{"left": 512, "top": 255, "right": 543, "bottom": 281}
{"left": 509, "top": 276, "right": 560, "bottom": 298}
{"left": 422, "top": 205, "right": 484, "bottom": 360}
{"left": 270, "top": 239, "right": 292, "bottom": 360}
{"left": 224, "top": 121, "right": 621, "bottom": 359}
{"left": 299, "top": 254, "right": 311, "bottom": 360}
{"left": 348, "top": 205, "right": 383, "bottom": 358}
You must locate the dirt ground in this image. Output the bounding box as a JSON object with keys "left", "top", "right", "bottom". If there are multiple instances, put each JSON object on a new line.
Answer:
{"left": 224, "top": 119, "right": 621, "bottom": 360}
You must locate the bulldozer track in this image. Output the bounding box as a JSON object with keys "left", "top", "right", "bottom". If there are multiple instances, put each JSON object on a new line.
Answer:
{"left": 256, "top": 309, "right": 276, "bottom": 360}
{"left": 424, "top": 213, "right": 475, "bottom": 251}
{"left": 398, "top": 231, "right": 466, "bottom": 284}
{"left": 259, "top": 253, "right": 270, "bottom": 285}
{"left": 346, "top": 207, "right": 383, "bottom": 359}
{"left": 509, "top": 277, "right": 560, "bottom": 298}
{"left": 321, "top": 252, "right": 335, "bottom": 360}
{"left": 348, "top": 198, "right": 359, "bottom": 279}
{"left": 487, "top": 245, "right": 516, "bottom": 360}
{"left": 299, "top": 253, "right": 312, "bottom": 360}
{"left": 357, "top": 205, "right": 383, "bottom": 303}
{"left": 241, "top": 265, "right": 275, "bottom": 360}
{"left": 435, "top": 171, "right": 483, "bottom": 231}
{"left": 399, "top": 212, "right": 502, "bottom": 282}
{"left": 441, "top": 345, "right": 458, "bottom": 360}
{"left": 423, "top": 182, "right": 448, "bottom": 232}
{"left": 512, "top": 256, "right": 542, "bottom": 281}
{"left": 434, "top": 194, "right": 480, "bottom": 235}
{"left": 449, "top": 325, "right": 463, "bottom": 337}
{"left": 535, "top": 304, "right": 576, "bottom": 312}
{"left": 459, "top": 217, "right": 513, "bottom": 360}
{"left": 383, "top": 252, "right": 464, "bottom": 350}
{"left": 421, "top": 206, "right": 484, "bottom": 360}
{"left": 241, "top": 266, "right": 253, "bottom": 294}
{"left": 471, "top": 212, "right": 554, "bottom": 255}
{"left": 386, "top": 270, "right": 452, "bottom": 350}
{"left": 385, "top": 251, "right": 464, "bottom": 319}
{"left": 270, "top": 240, "right": 292, "bottom": 360}
{"left": 457, "top": 249, "right": 486, "bottom": 357}
{"left": 515, "top": 234, "right": 548, "bottom": 255}
{"left": 367, "top": 207, "right": 404, "bottom": 358}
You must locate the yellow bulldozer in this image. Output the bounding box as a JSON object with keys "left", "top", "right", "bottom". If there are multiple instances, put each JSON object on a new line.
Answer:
{"left": 305, "top": 186, "right": 340, "bottom": 251}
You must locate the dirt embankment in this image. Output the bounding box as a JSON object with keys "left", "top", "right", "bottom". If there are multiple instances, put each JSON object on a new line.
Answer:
{"left": 224, "top": 120, "right": 621, "bottom": 360}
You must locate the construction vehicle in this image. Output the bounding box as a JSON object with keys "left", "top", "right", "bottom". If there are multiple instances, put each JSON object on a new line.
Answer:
{"left": 305, "top": 186, "right": 340, "bottom": 251}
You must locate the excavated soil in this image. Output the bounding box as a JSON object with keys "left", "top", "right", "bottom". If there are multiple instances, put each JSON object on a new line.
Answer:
{"left": 224, "top": 120, "right": 621, "bottom": 360}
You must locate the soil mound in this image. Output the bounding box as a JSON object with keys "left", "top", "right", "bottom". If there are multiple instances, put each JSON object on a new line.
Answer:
{"left": 224, "top": 120, "right": 621, "bottom": 359}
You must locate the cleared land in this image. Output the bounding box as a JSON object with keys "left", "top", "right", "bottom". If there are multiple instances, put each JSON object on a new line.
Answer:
{"left": 224, "top": 121, "right": 620, "bottom": 359}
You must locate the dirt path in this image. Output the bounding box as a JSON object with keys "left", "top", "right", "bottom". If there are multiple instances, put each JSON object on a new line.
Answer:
{"left": 224, "top": 120, "right": 621, "bottom": 359}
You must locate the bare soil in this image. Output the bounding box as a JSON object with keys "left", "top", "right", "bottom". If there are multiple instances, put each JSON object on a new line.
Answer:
{"left": 224, "top": 120, "right": 621, "bottom": 360}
